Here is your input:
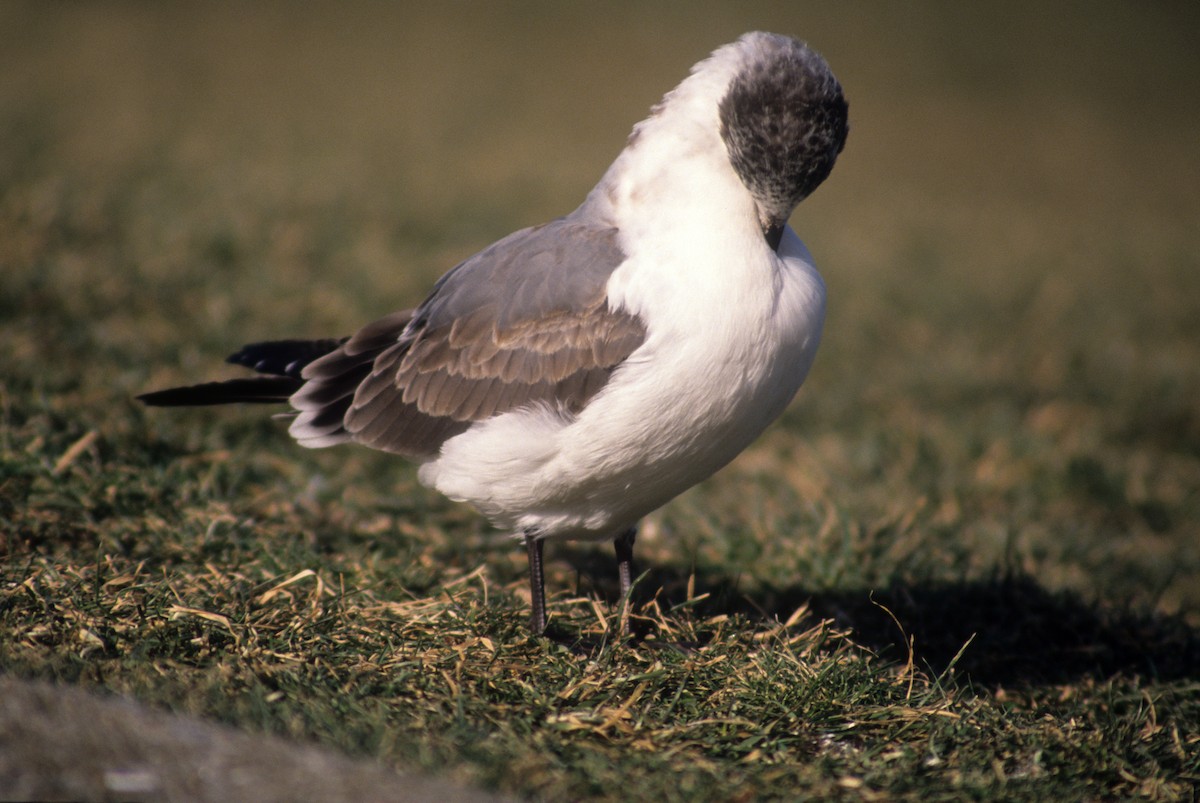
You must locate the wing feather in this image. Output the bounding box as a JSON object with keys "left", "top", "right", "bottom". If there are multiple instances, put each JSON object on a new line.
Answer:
{"left": 291, "top": 218, "right": 646, "bottom": 458}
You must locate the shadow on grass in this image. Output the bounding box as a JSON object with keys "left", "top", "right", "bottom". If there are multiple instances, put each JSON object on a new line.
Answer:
{"left": 560, "top": 547, "right": 1200, "bottom": 687}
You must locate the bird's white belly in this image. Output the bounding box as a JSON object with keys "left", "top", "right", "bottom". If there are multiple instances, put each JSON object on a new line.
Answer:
{"left": 420, "top": 240, "right": 825, "bottom": 542}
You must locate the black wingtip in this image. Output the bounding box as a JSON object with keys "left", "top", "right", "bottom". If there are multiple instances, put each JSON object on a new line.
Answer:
{"left": 226, "top": 338, "right": 347, "bottom": 378}
{"left": 137, "top": 377, "right": 302, "bottom": 407}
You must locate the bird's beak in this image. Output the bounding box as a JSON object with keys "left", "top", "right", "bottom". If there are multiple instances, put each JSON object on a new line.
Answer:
{"left": 764, "top": 222, "right": 785, "bottom": 252}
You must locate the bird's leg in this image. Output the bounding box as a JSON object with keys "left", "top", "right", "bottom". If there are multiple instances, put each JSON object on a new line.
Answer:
{"left": 524, "top": 529, "right": 547, "bottom": 635}
{"left": 614, "top": 526, "right": 638, "bottom": 599}
{"left": 614, "top": 525, "right": 638, "bottom": 632}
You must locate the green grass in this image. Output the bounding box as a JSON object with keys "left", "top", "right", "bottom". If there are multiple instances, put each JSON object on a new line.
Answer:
{"left": 3, "top": 2, "right": 1199, "bottom": 800}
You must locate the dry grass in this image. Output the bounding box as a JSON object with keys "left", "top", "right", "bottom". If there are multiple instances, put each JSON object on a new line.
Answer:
{"left": 3, "top": 2, "right": 1199, "bottom": 800}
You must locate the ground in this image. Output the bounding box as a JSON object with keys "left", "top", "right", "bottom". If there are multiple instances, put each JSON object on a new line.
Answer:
{"left": 2, "top": 3, "right": 1198, "bottom": 800}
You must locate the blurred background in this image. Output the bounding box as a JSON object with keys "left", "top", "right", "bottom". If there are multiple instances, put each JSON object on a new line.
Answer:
{"left": 2, "top": 2, "right": 1198, "bottom": 622}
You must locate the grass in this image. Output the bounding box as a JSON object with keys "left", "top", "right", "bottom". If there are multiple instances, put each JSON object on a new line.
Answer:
{"left": 3, "top": 2, "right": 1199, "bottom": 800}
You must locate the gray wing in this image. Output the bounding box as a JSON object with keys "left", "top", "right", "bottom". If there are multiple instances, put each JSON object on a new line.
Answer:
{"left": 289, "top": 218, "right": 646, "bottom": 458}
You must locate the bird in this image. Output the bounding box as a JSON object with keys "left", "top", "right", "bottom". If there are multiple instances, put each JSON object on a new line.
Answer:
{"left": 139, "top": 32, "right": 849, "bottom": 636}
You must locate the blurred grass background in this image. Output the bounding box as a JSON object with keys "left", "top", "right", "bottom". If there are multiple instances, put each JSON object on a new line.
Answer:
{"left": 2, "top": 1, "right": 1199, "bottom": 799}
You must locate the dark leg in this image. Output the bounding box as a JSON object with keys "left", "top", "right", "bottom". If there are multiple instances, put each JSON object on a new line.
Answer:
{"left": 613, "top": 525, "right": 638, "bottom": 632}
{"left": 524, "top": 530, "right": 547, "bottom": 635}
{"left": 614, "top": 525, "right": 638, "bottom": 600}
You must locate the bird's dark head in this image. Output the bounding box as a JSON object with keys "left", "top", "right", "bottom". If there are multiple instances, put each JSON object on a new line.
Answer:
{"left": 718, "top": 33, "right": 848, "bottom": 246}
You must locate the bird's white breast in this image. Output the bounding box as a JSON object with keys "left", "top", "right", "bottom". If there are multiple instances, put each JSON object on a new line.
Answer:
{"left": 420, "top": 219, "right": 825, "bottom": 542}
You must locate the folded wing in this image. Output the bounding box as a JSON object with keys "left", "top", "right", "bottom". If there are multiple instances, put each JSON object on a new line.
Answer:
{"left": 290, "top": 218, "right": 646, "bottom": 458}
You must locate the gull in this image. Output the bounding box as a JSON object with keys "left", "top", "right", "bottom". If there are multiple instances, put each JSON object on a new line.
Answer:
{"left": 140, "top": 32, "right": 849, "bottom": 635}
